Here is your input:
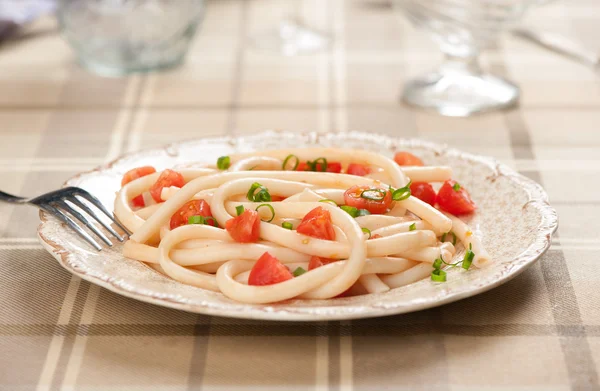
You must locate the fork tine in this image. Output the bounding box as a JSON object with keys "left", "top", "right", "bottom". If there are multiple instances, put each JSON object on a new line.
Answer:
{"left": 54, "top": 200, "right": 113, "bottom": 247}
{"left": 39, "top": 204, "right": 103, "bottom": 251}
{"left": 73, "top": 188, "right": 132, "bottom": 235}
{"left": 68, "top": 196, "right": 125, "bottom": 242}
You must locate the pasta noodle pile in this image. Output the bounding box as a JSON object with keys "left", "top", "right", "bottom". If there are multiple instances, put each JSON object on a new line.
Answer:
{"left": 115, "top": 148, "right": 490, "bottom": 304}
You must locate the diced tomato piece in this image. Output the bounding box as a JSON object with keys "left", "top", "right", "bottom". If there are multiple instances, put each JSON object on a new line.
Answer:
{"left": 149, "top": 169, "right": 185, "bottom": 203}
{"left": 308, "top": 256, "right": 338, "bottom": 270}
{"left": 436, "top": 180, "right": 476, "bottom": 215}
{"left": 296, "top": 161, "right": 342, "bottom": 173}
{"left": 248, "top": 252, "right": 293, "bottom": 286}
{"left": 121, "top": 166, "right": 156, "bottom": 186}
{"left": 296, "top": 207, "right": 336, "bottom": 240}
{"left": 132, "top": 194, "right": 146, "bottom": 208}
{"left": 370, "top": 234, "right": 382, "bottom": 239}
{"left": 225, "top": 209, "right": 261, "bottom": 243}
{"left": 169, "top": 200, "right": 214, "bottom": 230}
{"left": 343, "top": 185, "right": 392, "bottom": 215}
{"left": 410, "top": 182, "right": 436, "bottom": 206}
{"left": 347, "top": 163, "right": 370, "bottom": 176}
{"left": 270, "top": 195, "right": 286, "bottom": 202}
{"left": 394, "top": 152, "right": 424, "bottom": 166}
{"left": 326, "top": 162, "right": 342, "bottom": 173}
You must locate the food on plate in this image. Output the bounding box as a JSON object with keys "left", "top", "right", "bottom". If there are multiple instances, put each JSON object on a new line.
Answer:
{"left": 115, "top": 148, "right": 489, "bottom": 304}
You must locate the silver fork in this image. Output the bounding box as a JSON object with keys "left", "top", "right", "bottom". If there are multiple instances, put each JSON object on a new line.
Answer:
{"left": 0, "top": 186, "right": 130, "bottom": 251}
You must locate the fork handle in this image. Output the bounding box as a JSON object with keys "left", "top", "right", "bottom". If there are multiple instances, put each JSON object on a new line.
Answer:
{"left": 0, "top": 190, "right": 28, "bottom": 204}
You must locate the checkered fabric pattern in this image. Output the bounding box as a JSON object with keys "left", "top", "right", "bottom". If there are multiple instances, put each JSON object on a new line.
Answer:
{"left": 1, "top": 0, "right": 599, "bottom": 390}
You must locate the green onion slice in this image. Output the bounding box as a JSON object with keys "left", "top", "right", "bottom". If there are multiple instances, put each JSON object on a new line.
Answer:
{"left": 441, "top": 232, "right": 447, "bottom": 242}
{"left": 360, "top": 188, "right": 387, "bottom": 201}
{"left": 431, "top": 269, "right": 447, "bottom": 282}
{"left": 282, "top": 221, "right": 293, "bottom": 230}
{"left": 282, "top": 154, "right": 299, "bottom": 171}
{"left": 235, "top": 205, "right": 244, "bottom": 216}
{"left": 319, "top": 199, "right": 338, "bottom": 206}
{"left": 462, "top": 243, "right": 475, "bottom": 270}
{"left": 187, "top": 215, "right": 218, "bottom": 227}
{"left": 392, "top": 181, "right": 412, "bottom": 201}
{"left": 217, "top": 156, "right": 230, "bottom": 170}
{"left": 409, "top": 223, "right": 416, "bottom": 231}
{"left": 356, "top": 209, "right": 371, "bottom": 217}
{"left": 361, "top": 227, "right": 372, "bottom": 239}
{"left": 340, "top": 205, "right": 359, "bottom": 218}
{"left": 246, "top": 182, "right": 272, "bottom": 202}
{"left": 293, "top": 267, "right": 307, "bottom": 277}
{"left": 451, "top": 232, "right": 457, "bottom": 246}
{"left": 255, "top": 204, "right": 275, "bottom": 223}
{"left": 453, "top": 182, "right": 461, "bottom": 191}
{"left": 311, "top": 157, "right": 328, "bottom": 172}
{"left": 188, "top": 215, "right": 204, "bottom": 225}
{"left": 432, "top": 258, "right": 443, "bottom": 269}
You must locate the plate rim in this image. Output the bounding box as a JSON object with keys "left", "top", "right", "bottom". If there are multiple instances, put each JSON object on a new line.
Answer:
{"left": 37, "top": 130, "right": 559, "bottom": 321}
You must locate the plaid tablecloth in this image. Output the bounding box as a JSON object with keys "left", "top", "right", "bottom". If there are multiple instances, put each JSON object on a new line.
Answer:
{"left": 1, "top": 0, "right": 599, "bottom": 390}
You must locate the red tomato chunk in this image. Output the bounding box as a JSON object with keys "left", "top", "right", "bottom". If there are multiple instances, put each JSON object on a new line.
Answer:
{"left": 347, "top": 163, "right": 370, "bottom": 176}
{"left": 149, "top": 169, "right": 185, "bottom": 203}
{"left": 225, "top": 209, "right": 261, "bottom": 243}
{"left": 436, "top": 180, "right": 476, "bottom": 215}
{"left": 296, "top": 207, "right": 336, "bottom": 241}
{"left": 410, "top": 182, "right": 436, "bottom": 206}
{"left": 248, "top": 252, "right": 293, "bottom": 286}
{"left": 394, "top": 152, "right": 424, "bottom": 166}
{"left": 343, "top": 185, "right": 392, "bottom": 215}
{"left": 170, "top": 200, "right": 214, "bottom": 230}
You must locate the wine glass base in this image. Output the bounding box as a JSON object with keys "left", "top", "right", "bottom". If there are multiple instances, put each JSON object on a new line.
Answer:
{"left": 402, "top": 71, "right": 520, "bottom": 117}
{"left": 249, "top": 19, "right": 330, "bottom": 56}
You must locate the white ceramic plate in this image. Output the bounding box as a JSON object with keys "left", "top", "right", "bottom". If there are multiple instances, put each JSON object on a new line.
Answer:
{"left": 38, "top": 131, "right": 558, "bottom": 321}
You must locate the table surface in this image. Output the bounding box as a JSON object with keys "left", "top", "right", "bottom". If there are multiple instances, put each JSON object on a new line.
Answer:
{"left": 1, "top": 0, "right": 600, "bottom": 390}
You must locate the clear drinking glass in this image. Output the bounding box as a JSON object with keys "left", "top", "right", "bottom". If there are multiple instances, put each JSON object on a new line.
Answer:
{"left": 249, "top": 0, "right": 329, "bottom": 56}
{"left": 57, "top": 0, "right": 204, "bottom": 77}
{"left": 395, "top": 0, "right": 540, "bottom": 117}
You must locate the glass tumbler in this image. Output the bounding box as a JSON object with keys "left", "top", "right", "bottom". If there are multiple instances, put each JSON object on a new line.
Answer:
{"left": 58, "top": 0, "right": 204, "bottom": 77}
{"left": 395, "top": 0, "right": 540, "bottom": 117}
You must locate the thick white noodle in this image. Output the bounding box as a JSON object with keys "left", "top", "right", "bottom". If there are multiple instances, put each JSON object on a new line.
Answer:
{"left": 116, "top": 149, "right": 491, "bottom": 304}
{"left": 442, "top": 212, "right": 491, "bottom": 267}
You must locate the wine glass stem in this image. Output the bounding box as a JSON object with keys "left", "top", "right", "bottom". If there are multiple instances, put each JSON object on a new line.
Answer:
{"left": 440, "top": 54, "right": 482, "bottom": 76}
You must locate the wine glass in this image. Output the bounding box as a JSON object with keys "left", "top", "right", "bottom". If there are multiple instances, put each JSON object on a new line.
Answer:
{"left": 248, "top": 0, "right": 329, "bottom": 56}
{"left": 395, "top": 0, "right": 541, "bottom": 117}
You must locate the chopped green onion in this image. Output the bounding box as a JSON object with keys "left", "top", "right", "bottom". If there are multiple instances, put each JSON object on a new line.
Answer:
{"left": 282, "top": 154, "right": 300, "bottom": 171}
{"left": 361, "top": 227, "right": 372, "bottom": 238}
{"left": 340, "top": 205, "right": 359, "bottom": 218}
{"left": 235, "top": 205, "right": 244, "bottom": 216}
{"left": 453, "top": 182, "right": 461, "bottom": 191}
{"left": 293, "top": 267, "right": 307, "bottom": 277}
{"left": 255, "top": 204, "right": 275, "bottom": 222}
{"left": 441, "top": 232, "right": 447, "bottom": 242}
{"left": 188, "top": 215, "right": 204, "bottom": 225}
{"left": 392, "top": 181, "right": 412, "bottom": 201}
{"left": 360, "top": 188, "right": 387, "bottom": 201}
{"left": 319, "top": 199, "right": 338, "bottom": 206}
{"left": 409, "top": 223, "right": 416, "bottom": 231}
{"left": 356, "top": 209, "right": 371, "bottom": 217}
{"left": 187, "top": 215, "right": 218, "bottom": 227}
{"left": 310, "top": 157, "right": 328, "bottom": 172}
{"left": 462, "top": 243, "right": 474, "bottom": 270}
{"left": 246, "top": 182, "right": 271, "bottom": 202}
{"left": 431, "top": 269, "right": 447, "bottom": 282}
{"left": 451, "top": 232, "right": 457, "bottom": 246}
{"left": 282, "top": 221, "right": 293, "bottom": 230}
{"left": 432, "top": 258, "right": 443, "bottom": 269}
{"left": 217, "top": 156, "right": 230, "bottom": 170}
